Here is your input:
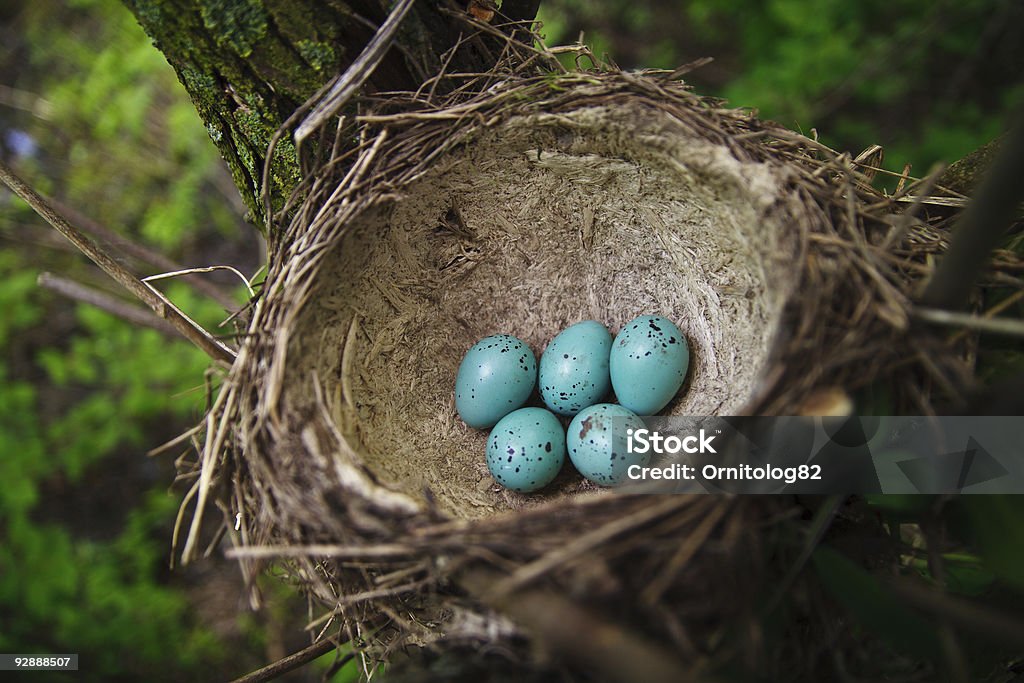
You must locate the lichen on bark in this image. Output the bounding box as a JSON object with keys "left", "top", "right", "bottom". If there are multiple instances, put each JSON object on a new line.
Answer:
{"left": 122, "top": 0, "right": 540, "bottom": 228}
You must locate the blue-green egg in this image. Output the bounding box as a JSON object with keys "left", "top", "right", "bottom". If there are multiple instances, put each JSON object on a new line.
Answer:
{"left": 566, "top": 403, "right": 647, "bottom": 486}
{"left": 609, "top": 315, "right": 689, "bottom": 415}
{"left": 456, "top": 334, "right": 537, "bottom": 428}
{"left": 486, "top": 407, "right": 566, "bottom": 492}
{"left": 539, "top": 320, "right": 612, "bottom": 416}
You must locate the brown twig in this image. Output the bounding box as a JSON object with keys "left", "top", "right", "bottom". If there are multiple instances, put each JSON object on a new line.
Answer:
{"left": 922, "top": 520, "right": 969, "bottom": 683}
{"left": 913, "top": 306, "right": 1024, "bottom": 339}
{"left": 462, "top": 568, "right": 705, "bottom": 683}
{"left": 229, "top": 637, "right": 346, "bottom": 683}
{"left": 885, "top": 577, "right": 1024, "bottom": 649}
{"left": 37, "top": 272, "right": 178, "bottom": 338}
{"left": 0, "top": 159, "right": 235, "bottom": 364}
{"left": 293, "top": 0, "right": 417, "bottom": 144}
{"left": 50, "top": 198, "right": 240, "bottom": 311}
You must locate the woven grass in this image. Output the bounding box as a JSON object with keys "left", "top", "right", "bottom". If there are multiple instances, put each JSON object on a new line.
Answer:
{"left": 171, "top": 30, "right": 1015, "bottom": 682}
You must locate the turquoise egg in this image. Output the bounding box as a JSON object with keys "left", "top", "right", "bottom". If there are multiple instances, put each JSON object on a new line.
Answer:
{"left": 539, "top": 320, "right": 612, "bottom": 416}
{"left": 455, "top": 335, "right": 537, "bottom": 428}
{"left": 566, "top": 403, "right": 647, "bottom": 486}
{"left": 486, "top": 408, "right": 566, "bottom": 492}
{"left": 609, "top": 315, "right": 689, "bottom": 415}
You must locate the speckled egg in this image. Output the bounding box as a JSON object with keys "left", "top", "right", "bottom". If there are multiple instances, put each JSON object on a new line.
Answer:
{"left": 609, "top": 315, "right": 689, "bottom": 415}
{"left": 486, "top": 407, "right": 566, "bottom": 492}
{"left": 539, "top": 320, "right": 612, "bottom": 416}
{"left": 566, "top": 403, "right": 648, "bottom": 486}
{"left": 456, "top": 334, "right": 537, "bottom": 428}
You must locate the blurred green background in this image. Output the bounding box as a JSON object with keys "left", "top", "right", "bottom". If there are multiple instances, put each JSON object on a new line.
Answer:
{"left": 0, "top": 0, "right": 1022, "bottom": 680}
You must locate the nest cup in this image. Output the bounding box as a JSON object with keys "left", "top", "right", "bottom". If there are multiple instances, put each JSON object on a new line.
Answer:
{"left": 291, "top": 103, "right": 798, "bottom": 517}
{"left": 205, "top": 66, "right": 968, "bottom": 674}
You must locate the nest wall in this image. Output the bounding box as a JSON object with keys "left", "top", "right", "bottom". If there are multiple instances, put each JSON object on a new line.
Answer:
{"left": 191, "top": 67, "right": 972, "bottom": 675}
{"left": 288, "top": 103, "right": 800, "bottom": 518}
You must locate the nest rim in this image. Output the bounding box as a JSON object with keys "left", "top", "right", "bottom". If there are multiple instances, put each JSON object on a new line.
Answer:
{"left": 182, "top": 55, "right": 978, "bottom": 678}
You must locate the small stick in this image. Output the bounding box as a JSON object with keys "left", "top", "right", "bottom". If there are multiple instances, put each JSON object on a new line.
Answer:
{"left": 0, "top": 159, "right": 235, "bottom": 364}
{"left": 461, "top": 568, "right": 703, "bottom": 683}
{"left": 226, "top": 543, "right": 415, "bottom": 560}
{"left": 294, "top": 0, "right": 416, "bottom": 143}
{"left": 229, "top": 638, "right": 346, "bottom": 683}
{"left": 913, "top": 306, "right": 1024, "bottom": 338}
{"left": 885, "top": 577, "right": 1024, "bottom": 648}
{"left": 37, "top": 272, "right": 178, "bottom": 338}
{"left": 50, "top": 198, "right": 239, "bottom": 311}
{"left": 947, "top": 288, "right": 1024, "bottom": 345}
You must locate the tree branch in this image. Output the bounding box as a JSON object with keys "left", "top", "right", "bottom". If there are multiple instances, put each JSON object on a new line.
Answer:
{"left": 50, "top": 198, "right": 240, "bottom": 311}
{"left": 229, "top": 637, "right": 346, "bottom": 683}
{"left": 121, "top": 0, "right": 540, "bottom": 224}
{"left": 937, "top": 134, "right": 1004, "bottom": 197}
{"left": 460, "top": 567, "right": 704, "bottom": 683}
{"left": 920, "top": 116, "right": 1024, "bottom": 310}
{"left": 37, "top": 272, "right": 179, "bottom": 338}
{"left": 0, "top": 160, "right": 235, "bottom": 364}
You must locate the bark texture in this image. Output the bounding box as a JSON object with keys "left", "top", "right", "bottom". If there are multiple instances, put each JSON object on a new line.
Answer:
{"left": 122, "top": 0, "right": 540, "bottom": 224}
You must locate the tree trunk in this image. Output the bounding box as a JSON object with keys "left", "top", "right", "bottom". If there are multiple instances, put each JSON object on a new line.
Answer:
{"left": 122, "top": 0, "right": 540, "bottom": 224}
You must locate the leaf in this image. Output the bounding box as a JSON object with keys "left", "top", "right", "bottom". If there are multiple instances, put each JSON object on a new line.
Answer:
{"left": 813, "top": 545, "right": 942, "bottom": 660}
{"left": 959, "top": 497, "right": 1024, "bottom": 593}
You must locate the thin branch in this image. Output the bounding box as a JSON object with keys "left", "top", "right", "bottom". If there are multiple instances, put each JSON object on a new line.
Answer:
{"left": 229, "top": 638, "right": 346, "bottom": 683}
{"left": 37, "top": 272, "right": 178, "bottom": 338}
{"left": 0, "top": 83, "right": 54, "bottom": 119}
{"left": 293, "top": 0, "right": 417, "bottom": 144}
{"left": 760, "top": 495, "right": 843, "bottom": 617}
{"left": 885, "top": 577, "right": 1024, "bottom": 648}
{"left": 50, "top": 198, "right": 239, "bottom": 311}
{"left": 225, "top": 543, "right": 415, "bottom": 560}
{"left": 920, "top": 116, "right": 1024, "bottom": 309}
{"left": 948, "top": 288, "right": 1024, "bottom": 345}
{"left": 922, "top": 520, "right": 969, "bottom": 683}
{"left": 0, "top": 159, "right": 235, "bottom": 364}
{"left": 913, "top": 306, "right": 1024, "bottom": 339}
{"left": 461, "top": 568, "right": 705, "bottom": 683}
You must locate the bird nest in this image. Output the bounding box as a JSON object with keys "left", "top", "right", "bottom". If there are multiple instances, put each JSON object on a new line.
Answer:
{"left": 181, "top": 46, "right": 978, "bottom": 681}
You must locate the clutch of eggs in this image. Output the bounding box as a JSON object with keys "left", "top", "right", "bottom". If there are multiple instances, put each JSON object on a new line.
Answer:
{"left": 455, "top": 315, "right": 690, "bottom": 492}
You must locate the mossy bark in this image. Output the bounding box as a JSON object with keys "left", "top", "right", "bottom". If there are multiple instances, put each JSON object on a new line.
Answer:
{"left": 937, "top": 134, "right": 1004, "bottom": 197}
{"left": 122, "top": 0, "right": 540, "bottom": 226}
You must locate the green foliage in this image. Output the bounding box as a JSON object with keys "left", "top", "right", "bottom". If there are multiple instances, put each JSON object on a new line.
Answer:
{"left": 197, "top": 0, "right": 268, "bottom": 57}
{"left": 957, "top": 497, "right": 1024, "bottom": 594}
{"left": 540, "top": 0, "right": 1024, "bottom": 175}
{"left": 0, "top": 0, "right": 252, "bottom": 678}
{"left": 24, "top": 0, "right": 241, "bottom": 251}
{"left": 813, "top": 545, "right": 942, "bottom": 660}
{"left": 0, "top": 256, "right": 225, "bottom": 677}
{"left": 905, "top": 553, "right": 997, "bottom": 598}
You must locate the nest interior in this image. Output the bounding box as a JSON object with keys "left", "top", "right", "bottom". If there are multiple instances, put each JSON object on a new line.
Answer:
{"left": 288, "top": 103, "right": 800, "bottom": 519}
{"left": 193, "top": 55, "right": 984, "bottom": 678}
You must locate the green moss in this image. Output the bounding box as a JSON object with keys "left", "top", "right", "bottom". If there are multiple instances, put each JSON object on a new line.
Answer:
{"left": 206, "top": 121, "right": 224, "bottom": 143}
{"left": 124, "top": 0, "right": 167, "bottom": 31}
{"left": 233, "top": 107, "right": 302, "bottom": 214}
{"left": 296, "top": 39, "right": 337, "bottom": 72}
{"left": 178, "top": 66, "right": 218, "bottom": 112}
{"left": 197, "top": 0, "right": 268, "bottom": 57}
